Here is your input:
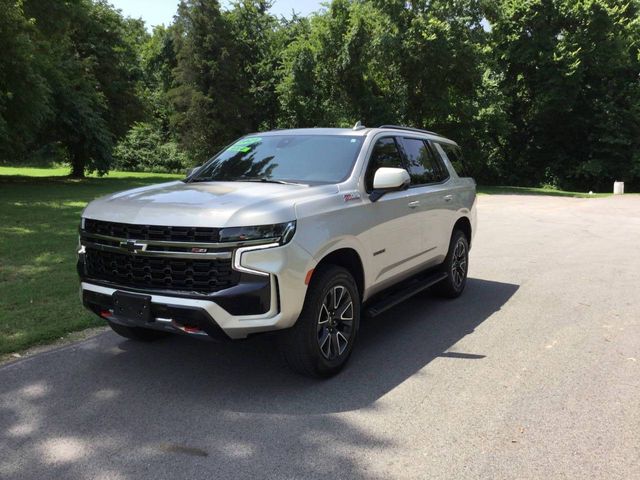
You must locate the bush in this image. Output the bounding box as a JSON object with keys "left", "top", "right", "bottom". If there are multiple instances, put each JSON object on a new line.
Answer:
{"left": 113, "top": 122, "right": 190, "bottom": 173}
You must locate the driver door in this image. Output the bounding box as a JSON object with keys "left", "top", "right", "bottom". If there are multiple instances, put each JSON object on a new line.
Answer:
{"left": 359, "top": 137, "right": 424, "bottom": 289}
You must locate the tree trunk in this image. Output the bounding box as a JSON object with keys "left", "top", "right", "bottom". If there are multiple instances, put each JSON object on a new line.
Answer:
{"left": 69, "top": 150, "right": 85, "bottom": 178}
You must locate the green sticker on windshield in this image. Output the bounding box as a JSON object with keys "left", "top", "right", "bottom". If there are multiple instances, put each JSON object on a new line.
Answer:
{"left": 226, "top": 137, "right": 262, "bottom": 153}
{"left": 236, "top": 137, "right": 261, "bottom": 145}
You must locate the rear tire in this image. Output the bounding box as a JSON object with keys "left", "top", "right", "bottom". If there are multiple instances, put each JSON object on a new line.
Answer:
{"left": 278, "top": 265, "right": 360, "bottom": 378}
{"left": 433, "top": 229, "right": 469, "bottom": 298}
{"left": 108, "top": 321, "right": 170, "bottom": 341}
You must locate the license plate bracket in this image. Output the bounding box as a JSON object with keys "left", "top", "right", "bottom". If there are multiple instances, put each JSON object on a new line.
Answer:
{"left": 112, "top": 291, "right": 152, "bottom": 323}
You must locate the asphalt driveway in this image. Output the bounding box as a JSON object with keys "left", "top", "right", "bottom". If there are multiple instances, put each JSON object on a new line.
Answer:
{"left": 1, "top": 194, "right": 638, "bottom": 479}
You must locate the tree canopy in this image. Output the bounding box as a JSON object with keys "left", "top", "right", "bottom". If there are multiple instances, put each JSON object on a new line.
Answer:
{"left": 1, "top": 0, "right": 638, "bottom": 189}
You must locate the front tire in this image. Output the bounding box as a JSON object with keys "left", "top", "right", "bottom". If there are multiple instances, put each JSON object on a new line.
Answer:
{"left": 108, "top": 321, "right": 170, "bottom": 341}
{"left": 278, "top": 265, "right": 360, "bottom": 378}
{"left": 433, "top": 229, "right": 469, "bottom": 298}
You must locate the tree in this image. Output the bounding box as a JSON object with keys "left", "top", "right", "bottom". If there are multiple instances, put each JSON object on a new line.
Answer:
{"left": 2, "top": 0, "right": 638, "bottom": 189}
{"left": 488, "top": 0, "right": 640, "bottom": 190}
{"left": 139, "top": 25, "right": 178, "bottom": 135}
{"left": 227, "top": 0, "right": 282, "bottom": 130}
{"left": 276, "top": 16, "right": 322, "bottom": 126}
{"left": 170, "top": 0, "right": 250, "bottom": 161}
{"left": 277, "top": 0, "right": 404, "bottom": 127}
{"left": 0, "top": 0, "right": 51, "bottom": 162}
{"left": 276, "top": 0, "right": 490, "bottom": 179}
{"left": 385, "top": 0, "right": 490, "bottom": 178}
{"left": 20, "top": 0, "right": 145, "bottom": 176}
{"left": 113, "top": 122, "right": 189, "bottom": 173}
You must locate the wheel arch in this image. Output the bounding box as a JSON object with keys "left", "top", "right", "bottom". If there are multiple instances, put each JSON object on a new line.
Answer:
{"left": 312, "top": 248, "right": 365, "bottom": 300}
{"left": 453, "top": 216, "right": 472, "bottom": 247}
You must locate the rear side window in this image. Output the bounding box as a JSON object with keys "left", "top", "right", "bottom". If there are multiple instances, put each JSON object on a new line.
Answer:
{"left": 437, "top": 143, "right": 466, "bottom": 177}
{"left": 365, "top": 137, "right": 404, "bottom": 191}
{"left": 399, "top": 137, "right": 448, "bottom": 185}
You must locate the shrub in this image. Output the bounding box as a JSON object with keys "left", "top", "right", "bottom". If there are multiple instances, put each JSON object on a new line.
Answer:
{"left": 113, "top": 122, "right": 189, "bottom": 173}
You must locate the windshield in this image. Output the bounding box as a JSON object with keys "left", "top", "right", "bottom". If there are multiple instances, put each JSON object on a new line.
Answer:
{"left": 189, "top": 134, "right": 364, "bottom": 184}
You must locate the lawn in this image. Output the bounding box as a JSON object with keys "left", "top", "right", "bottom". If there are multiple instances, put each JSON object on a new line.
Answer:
{"left": 477, "top": 185, "right": 611, "bottom": 198}
{"left": 0, "top": 167, "right": 181, "bottom": 355}
{"left": 0, "top": 166, "right": 611, "bottom": 355}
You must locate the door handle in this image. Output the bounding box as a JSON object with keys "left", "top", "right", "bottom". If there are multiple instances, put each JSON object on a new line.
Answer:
{"left": 443, "top": 195, "right": 453, "bottom": 202}
{"left": 408, "top": 200, "right": 420, "bottom": 208}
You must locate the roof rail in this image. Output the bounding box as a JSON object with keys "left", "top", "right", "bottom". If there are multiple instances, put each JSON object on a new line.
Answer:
{"left": 378, "top": 125, "right": 444, "bottom": 138}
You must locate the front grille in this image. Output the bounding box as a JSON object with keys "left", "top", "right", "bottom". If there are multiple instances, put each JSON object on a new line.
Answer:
{"left": 84, "top": 248, "right": 239, "bottom": 294}
{"left": 84, "top": 219, "right": 220, "bottom": 243}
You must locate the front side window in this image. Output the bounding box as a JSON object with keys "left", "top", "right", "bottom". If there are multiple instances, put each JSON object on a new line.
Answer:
{"left": 190, "top": 135, "right": 364, "bottom": 184}
{"left": 399, "top": 137, "right": 445, "bottom": 185}
{"left": 365, "top": 137, "right": 404, "bottom": 191}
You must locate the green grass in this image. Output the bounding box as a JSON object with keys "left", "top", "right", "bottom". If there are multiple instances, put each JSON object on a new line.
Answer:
{"left": 477, "top": 185, "right": 611, "bottom": 198}
{"left": 0, "top": 167, "right": 181, "bottom": 354}
{"left": 0, "top": 165, "right": 181, "bottom": 179}
{"left": 0, "top": 166, "right": 612, "bottom": 355}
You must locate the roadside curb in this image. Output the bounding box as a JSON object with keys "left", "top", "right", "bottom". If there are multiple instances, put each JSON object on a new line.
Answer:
{"left": 0, "top": 326, "right": 108, "bottom": 369}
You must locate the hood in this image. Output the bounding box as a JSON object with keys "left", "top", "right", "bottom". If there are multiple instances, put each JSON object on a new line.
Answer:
{"left": 82, "top": 180, "right": 338, "bottom": 227}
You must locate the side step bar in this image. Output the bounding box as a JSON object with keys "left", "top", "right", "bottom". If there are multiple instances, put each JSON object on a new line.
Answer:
{"left": 365, "top": 271, "right": 448, "bottom": 318}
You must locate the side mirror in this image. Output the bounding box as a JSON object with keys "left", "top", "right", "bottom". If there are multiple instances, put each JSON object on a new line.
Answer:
{"left": 186, "top": 166, "right": 201, "bottom": 178}
{"left": 370, "top": 167, "right": 410, "bottom": 202}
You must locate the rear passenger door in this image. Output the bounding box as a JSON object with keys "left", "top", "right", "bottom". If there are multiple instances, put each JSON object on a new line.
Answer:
{"left": 397, "top": 137, "right": 453, "bottom": 263}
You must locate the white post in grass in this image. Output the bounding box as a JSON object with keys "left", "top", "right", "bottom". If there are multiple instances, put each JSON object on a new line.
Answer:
{"left": 613, "top": 181, "right": 624, "bottom": 195}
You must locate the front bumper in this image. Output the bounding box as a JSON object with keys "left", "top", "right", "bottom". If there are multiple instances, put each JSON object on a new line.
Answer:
{"left": 78, "top": 240, "right": 315, "bottom": 339}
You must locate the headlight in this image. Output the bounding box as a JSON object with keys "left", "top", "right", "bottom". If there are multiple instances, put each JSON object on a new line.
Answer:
{"left": 219, "top": 221, "right": 296, "bottom": 245}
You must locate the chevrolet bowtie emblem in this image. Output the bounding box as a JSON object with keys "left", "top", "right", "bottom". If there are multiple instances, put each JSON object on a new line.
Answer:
{"left": 119, "top": 240, "right": 147, "bottom": 253}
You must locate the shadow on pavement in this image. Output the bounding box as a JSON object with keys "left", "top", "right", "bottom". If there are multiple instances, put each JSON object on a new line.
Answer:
{"left": 0, "top": 278, "right": 518, "bottom": 479}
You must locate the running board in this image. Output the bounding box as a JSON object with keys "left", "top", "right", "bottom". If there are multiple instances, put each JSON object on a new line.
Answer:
{"left": 365, "top": 271, "right": 448, "bottom": 318}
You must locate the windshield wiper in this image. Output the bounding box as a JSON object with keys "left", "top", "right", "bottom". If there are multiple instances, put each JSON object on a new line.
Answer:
{"left": 188, "top": 177, "right": 305, "bottom": 185}
{"left": 235, "top": 177, "right": 305, "bottom": 186}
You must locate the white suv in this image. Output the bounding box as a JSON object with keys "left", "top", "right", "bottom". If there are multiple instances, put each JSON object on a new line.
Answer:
{"left": 78, "top": 125, "right": 477, "bottom": 377}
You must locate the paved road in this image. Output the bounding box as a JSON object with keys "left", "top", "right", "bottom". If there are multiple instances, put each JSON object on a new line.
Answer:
{"left": 1, "top": 195, "right": 639, "bottom": 480}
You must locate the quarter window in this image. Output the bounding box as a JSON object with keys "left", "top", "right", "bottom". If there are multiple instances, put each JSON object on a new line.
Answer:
{"left": 437, "top": 143, "right": 465, "bottom": 177}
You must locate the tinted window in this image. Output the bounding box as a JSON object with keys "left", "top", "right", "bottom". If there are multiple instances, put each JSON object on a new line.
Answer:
{"left": 190, "top": 135, "right": 364, "bottom": 184}
{"left": 365, "top": 137, "right": 404, "bottom": 191}
{"left": 438, "top": 143, "right": 465, "bottom": 177}
{"left": 399, "top": 137, "right": 446, "bottom": 185}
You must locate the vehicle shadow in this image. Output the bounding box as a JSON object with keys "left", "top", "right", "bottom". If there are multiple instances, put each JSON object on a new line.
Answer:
{"left": 92, "top": 277, "right": 519, "bottom": 415}
{"left": 0, "top": 277, "right": 517, "bottom": 479}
